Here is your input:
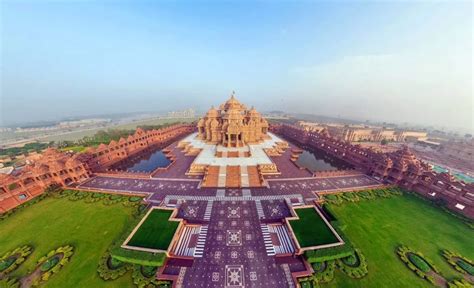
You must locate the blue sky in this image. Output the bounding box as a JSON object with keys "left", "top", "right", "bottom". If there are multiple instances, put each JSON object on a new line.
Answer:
{"left": 1, "top": 1, "right": 472, "bottom": 132}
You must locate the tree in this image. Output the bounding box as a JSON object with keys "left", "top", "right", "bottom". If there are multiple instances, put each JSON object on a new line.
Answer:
{"left": 381, "top": 139, "right": 388, "bottom": 145}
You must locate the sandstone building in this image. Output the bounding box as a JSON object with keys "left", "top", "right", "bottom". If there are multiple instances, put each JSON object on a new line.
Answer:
{"left": 297, "top": 121, "right": 427, "bottom": 142}
{"left": 197, "top": 93, "right": 269, "bottom": 147}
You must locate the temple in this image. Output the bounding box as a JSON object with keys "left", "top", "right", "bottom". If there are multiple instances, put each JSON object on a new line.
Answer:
{"left": 1, "top": 98, "right": 473, "bottom": 219}
{"left": 197, "top": 92, "right": 269, "bottom": 147}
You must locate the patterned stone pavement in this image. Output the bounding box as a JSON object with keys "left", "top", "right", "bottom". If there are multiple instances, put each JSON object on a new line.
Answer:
{"left": 79, "top": 174, "right": 380, "bottom": 202}
{"left": 180, "top": 200, "right": 292, "bottom": 288}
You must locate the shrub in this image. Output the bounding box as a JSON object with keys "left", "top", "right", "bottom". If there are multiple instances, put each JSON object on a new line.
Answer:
{"left": 0, "top": 277, "right": 19, "bottom": 288}
{"left": 313, "top": 260, "right": 335, "bottom": 283}
{"left": 397, "top": 245, "right": 440, "bottom": 284}
{"left": 448, "top": 278, "right": 473, "bottom": 288}
{"left": 341, "top": 192, "right": 359, "bottom": 202}
{"left": 312, "top": 261, "right": 322, "bottom": 271}
{"left": 103, "top": 194, "right": 125, "bottom": 205}
{"left": 110, "top": 247, "right": 166, "bottom": 267}
{"left": 0, "top": 245, "right": 33, "bottom": 275}
{"left": 97, "top": 252, "right": 131, "bottom": 281}
{"left": 33, "top": 245, "right": 74, "bottom": 285}
{"left": 299, "top": 280, "right": 312, "bottom": 288}
{"left": 337, "top": 249, "right": 368, "bottom": 279}
{"left": 408, "top": 253, "right": 431, "bottom": 273}
{"left": 456, "top": 259, "right": 474, "bottom": 276}
{"left": 69, "top": 191, "right": 88, "bottom": 201}
{"left": 0, "top": 257, "right": 16, "bottom": 271}
{"left": 129, "top": 196, "right": 142, "bottom": 203}
{"left": 343, "top": 254, "right": 357, "bottom": 266}
{"left": 305, "top": 245, "right": 353, "bottom": 263}
{"left": 131, "top": 264, "right": 169, "bottom": 288}
{"left": 40, "top": 256, "right": 60, "bottom": 272}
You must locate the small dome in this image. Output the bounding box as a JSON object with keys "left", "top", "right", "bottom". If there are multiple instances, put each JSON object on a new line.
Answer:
{"left": 206, "top": 106, "right": 219, "bottom": 117}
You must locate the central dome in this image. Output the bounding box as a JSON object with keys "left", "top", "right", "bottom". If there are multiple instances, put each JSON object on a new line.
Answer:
{"left": 197, "top": 92, "right": 269, "bottom": 147}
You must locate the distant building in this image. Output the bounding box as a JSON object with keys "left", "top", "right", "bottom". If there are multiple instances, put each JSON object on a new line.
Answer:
{"left": 440, "top": 139, "right": 474, "bottom": 163}
{"left": 0, "top": 128, "right": 13, "bottom": 133}
{"left": 167, "top": 108, "right": 195, "bottom": 118}
{"left": 297, "top": 121, "right": 427, "bottom": 142}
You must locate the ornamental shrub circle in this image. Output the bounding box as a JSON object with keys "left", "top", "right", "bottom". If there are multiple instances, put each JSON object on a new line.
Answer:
{"left": 456, "top": 259, "right": 474, "bottom": 276}
{"left": 0, "top": 257, "right": 16, "bottom": 271}
{"left": 40, "top": 256, "right": 60, "bottom": 272}
{"left": 408, "top": 253, "right": 431, "bottom": 273}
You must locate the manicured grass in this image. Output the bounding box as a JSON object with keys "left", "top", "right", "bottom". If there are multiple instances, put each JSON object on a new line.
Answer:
{"left": 59, "top": 145, "right": 86, "bottom": 153}
{"left": 127, "top": 209, "right": 179, "bottom": 250}
{"left": 0, "top": 197, "right": 136, "bottom": 287}
{"left": 324, "top": 194, "right": 474, "bottom": 288}
{"left": 290, "top": 208, "right": 339, "bottom": 248}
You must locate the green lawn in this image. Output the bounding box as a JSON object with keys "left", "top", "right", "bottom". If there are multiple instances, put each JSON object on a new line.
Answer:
{"left": 127, "top": 209, "right": 179, "bottom": 250}
{"left": 290, "top": 208, "right": 339, "bottom": 248}
{"left": 58, "top": 145, "right": 86, "bottom": 153}
{"left": 0, "top": 197, "right": 136, "bottom": 287}
{"left": 323, "top": 194, "right": 474, "bottom": 288}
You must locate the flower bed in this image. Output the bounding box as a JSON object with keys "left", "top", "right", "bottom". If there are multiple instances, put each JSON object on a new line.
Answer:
{"left": 31, "top": 245, "right": 74, "bottom": 285}
{"left": 396, "top": 245, "right": 440, "bottom": 285}
{"left": 336, "top": 249, "right": 368, "bottom": 279}
{"left": 132, "top": 264, "right": 170, "bottom": 288}
{"left": 442, "top": 250, "right": 474, "bottom": 276}
{"left": 0, "top": 245, "right": 33, "bottom": 275}
{"left": 97, "top": 252, "right": 131, "bottom": 281}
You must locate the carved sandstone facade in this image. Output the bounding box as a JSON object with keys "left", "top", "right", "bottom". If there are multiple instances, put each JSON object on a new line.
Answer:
{"left": 197, "top": 93, "right": 269, "bottom": 147}
{"left": 271, "top": 123, "right": 474, "bottom": 219}
{"left": 0, "top": 124, "right": 195, "bottom": 213}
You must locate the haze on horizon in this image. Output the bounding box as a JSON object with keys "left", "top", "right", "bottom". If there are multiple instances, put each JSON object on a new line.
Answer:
{"left": 1, "top": 1, "right": 472, "bottom": 133}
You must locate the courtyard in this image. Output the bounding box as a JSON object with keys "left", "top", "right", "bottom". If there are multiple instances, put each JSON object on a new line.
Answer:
{"left": 126, "top": 208, "right": 179, "bottom": 251}
{"left": 288, "top": 207, "right": 342, "bottom": 248}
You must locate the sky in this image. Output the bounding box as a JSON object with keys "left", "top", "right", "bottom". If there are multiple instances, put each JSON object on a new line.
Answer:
{"left": 1, "top": 1, "right": 472, "bottom": 132}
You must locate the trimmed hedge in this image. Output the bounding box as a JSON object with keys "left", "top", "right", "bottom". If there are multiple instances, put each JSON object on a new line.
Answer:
{"left": 396, "top": 245, "right": 440, "bottom": 285}
{"left": 132, "top": 264, "right": 170, "bottom": 288}
{"left": 32, "top": 245, "right": 74, "bottom": 285}
{"left": 442, "top": 249, "right": 474, "bottom": 276}
{"left": 408, "top": 253, "right": 431, "bottom": 273}
{"left": 322, "top": 187, "right": 403, "bottom": 206}
{"left": 314, "top": 259, "right": 336, "bottom": 283}
{"left": 0, "top": 277, "right": 19, "bottom": 288}
{"left": 448, "top": 278, "right": 473, "bottom": 288}
{"left": 0, "top": 245, "right": 33, "bottom": 275}
{"left": 40, "top": 256, "right": 60, "bottom": 272}
{"left": 305, "top": 244, "right": 353, "bottom": 263}
{"left": 69, "top": 191, "right": 88, "bottom": 201}
{"left": 456, "top": 259, "right": 474, "bottom": 276}
{"left": 336, "top": 249, "right": 368, "bottom": 279}
{"left": 97, "top": 252, "right": 131, "bottom": 280}
{"left": 110, "top": 247, "right": 166, "bottom": 267}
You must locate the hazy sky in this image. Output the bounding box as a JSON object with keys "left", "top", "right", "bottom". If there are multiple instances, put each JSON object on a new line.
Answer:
{"left": 1, "top": 1, "right": 472, "bottom": 132}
